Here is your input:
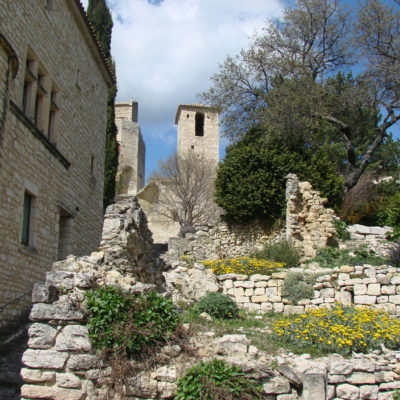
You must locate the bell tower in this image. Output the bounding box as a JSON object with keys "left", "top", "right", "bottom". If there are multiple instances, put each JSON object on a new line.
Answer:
{"left": 175, "top": 104, "right": 219, "bottom": 164}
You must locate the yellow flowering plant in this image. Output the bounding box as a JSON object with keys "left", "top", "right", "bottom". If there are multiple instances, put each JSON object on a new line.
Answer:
{"left": 273, "top": 304, "right": 400, "bottom": 355}
{"left": 203, "top": 257, "right": 285, "bottom": 275}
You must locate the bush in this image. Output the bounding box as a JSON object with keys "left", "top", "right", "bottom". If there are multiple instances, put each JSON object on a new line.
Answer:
{"left": 203, "top": 257, "right": 285, "bottom": 275}
{"left": 253, "top": 240, "right": 300, "bottom": 268}
{"left": 191, "top": 292, "right": 239, "bottom": 319}
{"left": 175, "top": 359, "right": 264, "bottom": 400}
{"left": 85, "top": 287, "right": 179, "bottom": 355}
{"left": 273, "top": 304, "right": 400, "bottom": 355}
{"left": 308, "top": 246, "right": 388, "bottom": 268}
{"left": 215, "top": 130, "right": 344, "bottom": 223}
{"left": 281, "top": 272, "right": 316, "bottom": 304}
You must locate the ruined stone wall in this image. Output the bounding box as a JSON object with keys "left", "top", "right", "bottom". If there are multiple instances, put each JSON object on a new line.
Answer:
{"left": 286, "top": 174, "right": 337, "bottom": 261}
{"left": 0, "top": 0, "right": 110, "bottom": 328}
{"left": 167, "top": 221, "right": 276, "bottom": 261}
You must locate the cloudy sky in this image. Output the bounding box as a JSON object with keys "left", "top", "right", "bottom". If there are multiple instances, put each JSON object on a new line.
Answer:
{"left": 81, "top": 0, "right": 285, "bottom": 179}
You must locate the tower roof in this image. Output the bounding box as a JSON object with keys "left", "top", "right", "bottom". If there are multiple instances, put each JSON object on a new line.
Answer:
{"left": 175, "top": 104, "right": 218, "bottom": 124}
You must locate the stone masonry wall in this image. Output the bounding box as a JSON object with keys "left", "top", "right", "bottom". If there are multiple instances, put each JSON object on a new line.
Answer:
{"left": 0, "top": 0, "right": 110, "bottom": 328}
{"left": 219, "top": 264, "right": 400, "bottom": 315}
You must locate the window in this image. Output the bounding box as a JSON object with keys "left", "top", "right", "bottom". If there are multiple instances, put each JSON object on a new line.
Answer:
{"left": 90, "top": 154, "right": 95, "bottom": 175}
{"left": 22, "top": 58, "right": 36, "bottom": 115}
{"left": 21, "top": 191, "right": 34, "bottom": 246}
{"left": 47, "top": 89, "right": 59, "bottom": 142}
{"left": 195, "top": 112, "right": 204, "bottom": 136}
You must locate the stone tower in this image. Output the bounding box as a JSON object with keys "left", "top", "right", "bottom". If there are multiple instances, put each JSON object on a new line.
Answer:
{"left": 175, "top": 104, "right": 219, "bottom": 163}
{"left": 115, "top": 101, "right": 145, "bottom": 195}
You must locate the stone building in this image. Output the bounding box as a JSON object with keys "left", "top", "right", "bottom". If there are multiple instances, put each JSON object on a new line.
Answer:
{"left": 115, "top": 101, "right": 145, "bottom": 195}
{"left": 137, "top": 104, "right": 220, "bottom": 243}
{"left": 0, "top": 0, "right": 114, "bottom": 331}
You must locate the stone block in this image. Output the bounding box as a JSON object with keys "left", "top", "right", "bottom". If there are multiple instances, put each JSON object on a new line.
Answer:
{"left": 377, "top": 296, "right": 388, "bottom": 304}
{"left": 336, "top": 383, "right": 359, "bottom": 400}
{"left": 354, "top": 295, "right": 376, "bottom": 305}
{"left": 266, "top": 287, "right": 278, "bottom": 297}
{"left": 330, "top": 361, "right": 353, "bottom": 375}
{"left": 353, "top": 359, "right": 375, "bottom": 372}
{"left": 21, "top": 368, "right": 55, "bottom": 384}
{"left": 224, "top": 279, "right": 233, "bottom": 289}
{"left": 269, "top": 295, "right": 282, "bottom": 303}
{"left": 367, "top": 284, "right": 381, "bottom": 296}
{"left": 234, "top": 280, "right": 254, "bottom": 288}
{"left": 255, "top": 281, "right": 268, "bottom": 288}
{"left": 381, "top": 285, "right": 395, "bottom": 295}
{"left": 244, "top": 288, "right": 254, "bottom": 296}
{"left": 56, "top": 373, "right": 82, "bottom": 389}
{"left": 260, "top": 302, "right": 273, "bottom": 312}
{"left": 379, "top": 381, "right": 400, "bottom": 390}
{"left": 22, "top": 349, "right": 68, "bottom": 370}
{"left": 21, "top": 385, "right": 86, "bottom": 400}
{"left": 359, "top": 385, "right": 378, "bottom": 400}
{"left": 67, "top": 355, "right": 101, "bottom": 371}
{"left": 254, "top": 287, "right": 265, "bottom": 295}
{"left": 320, "top": 288, "right": 335, "bottom": 298}
{"left": 263, "top": 377, "right": 291, "bottom": 394}
{"left": 158, "top": 381, "right": 176, "bottom": 398}
{"left": 250, "top": 274, "right": 270, "bottom": 281}
{"left": 273, "top": 303, "right": 284, "bottom": 312}
{"left": 347, "top": 372, "right": 376, "bottom": 384}
{"left": 30, "top": 303, "right": 85, "bottom": 321}
{"left": 302, "top": 374, "right": 326, "bottom": 400}
{"left": 56, "top": 325, "right": 91, "bottom": 352}
{"left": 156, "top": 366, "right": 177, "bottom": 383}
{"left": 28, "top": 323, "right": 57, "bottom": 349}
{"left": 389, "top": 295, "right": 400, "bottom": 304}
{"left": 391, "top": 276, "right": 400, "bottom": 284}
{"left": 32, "top": 283, "right": 58, "bottom": 304}
{"left": 236, "top": 296, "right": 249, "bottom": 303}
{"left": 243, "top": 303, "right": 261, "bottom": 311}
{"left": 46, "top": 271, "right": 76, "bottom": 289}
{"left": 233, "top": 287, "right": 245, "bottom": 297}
{"left": 354, "top": 284, "right": 367, "bottom": 295}
{"left": 252, "top": 295, "right": 269, "bottom": 303}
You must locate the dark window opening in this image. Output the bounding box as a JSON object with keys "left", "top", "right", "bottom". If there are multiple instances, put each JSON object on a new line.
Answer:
{"left": 195, "top": 112, "right": 204, "bottom": 136}
{"left": 90, "top": 154, "right": 95, "bottom": 174}
{"left": 21, "top": 192, "right": 33, "bottom": 245}
{"left": 186, "top": 114, "right": 190, "bottom": 118}
{"left": 191, "top": 145, "right": 194, "bottom": 150}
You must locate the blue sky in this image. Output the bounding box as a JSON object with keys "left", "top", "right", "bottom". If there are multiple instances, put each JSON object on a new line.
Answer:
{"left": 81, "top": 0, "right": 399, "bottom": 181}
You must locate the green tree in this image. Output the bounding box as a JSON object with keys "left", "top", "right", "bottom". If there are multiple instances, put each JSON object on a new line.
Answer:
{"left": 87, "top": 0, "right": 118, "bottom": 208}
{"left": 215, "top": 128, "right": 343, "bottom": 223}
{"left": 202, "top": 0, "right": 400, "bottom": 192}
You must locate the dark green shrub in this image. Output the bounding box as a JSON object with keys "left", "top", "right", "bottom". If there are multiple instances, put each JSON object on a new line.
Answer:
{"left": 175, "top": 359, "right": 264, "bottom": 400}
{"left": 191, "top": 292, "right": 239, "bottom": 319}
{"left": 85, "top": 286, "right": 179, "bottom": 355}
{"left": 281, "top": 272, "right": 316, "bottom": 304}
{"left": 253, "top": 240, "right": 300, "bottom": 268}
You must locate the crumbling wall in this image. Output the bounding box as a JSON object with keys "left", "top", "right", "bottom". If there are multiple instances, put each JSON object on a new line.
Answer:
{"left": 286, "top": 173, "right": 337, "bottom": 261}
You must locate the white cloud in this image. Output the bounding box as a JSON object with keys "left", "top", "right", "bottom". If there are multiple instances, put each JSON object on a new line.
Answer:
{"left": 81, "top": 0, "right": 285, "bottom": 175}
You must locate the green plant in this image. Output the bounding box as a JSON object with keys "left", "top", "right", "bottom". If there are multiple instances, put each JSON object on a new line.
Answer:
{"left": 393, "top": 390, "right": 400, "bottom": 400}
{"left": 281, "top": 272, "right": 316, "bottom": 304}
{"left": 308, "top": 246, "right": 388, "bottom": 268}
{"left": 253, "top": 240, "right": 300, "bottom": 268}
{"left": 334, "top": 219, "right": 350, "bottom": 241}
{"left": 85, "top": 286, "right": 179, "bottom": 355}
{"left": 273, "top": 304, "right": 400, "bottom": 355}
{"left": 191, "top": 292, "right": 239, "bottom": 319}
{"left": 175, "top": 359, "right": 265, "bottom": 400}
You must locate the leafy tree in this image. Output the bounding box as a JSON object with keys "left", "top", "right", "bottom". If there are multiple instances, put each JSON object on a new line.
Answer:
{"left": 214, "top": 129, "right": 343, "bottom": 223}
{"left": 87, "top": 0, "right": 118, "bottom": 208}
{"left": 201, "top": 0, "right": 400, "bottom": 192}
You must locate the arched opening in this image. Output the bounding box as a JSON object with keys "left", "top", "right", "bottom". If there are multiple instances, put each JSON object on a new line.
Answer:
{"left": 195, "top": 112, "right": 204, "bottom": 136}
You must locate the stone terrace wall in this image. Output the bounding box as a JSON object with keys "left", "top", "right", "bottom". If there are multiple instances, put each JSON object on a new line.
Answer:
{"left": 168, "top": 221, "right": 278, "bottom": 261}
{"left": 286, "top": 174, "right": 337, "bottom": 261}
{"left": 20, "top": 197, "right": 165, "bottom": 399}
{"left": 219, "top": 264, "right": 400, "bottom": 315}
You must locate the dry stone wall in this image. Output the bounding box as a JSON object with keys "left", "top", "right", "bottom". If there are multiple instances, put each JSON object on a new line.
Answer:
{"left": 167, "top": 221, "right": 276, "bottom": 261}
